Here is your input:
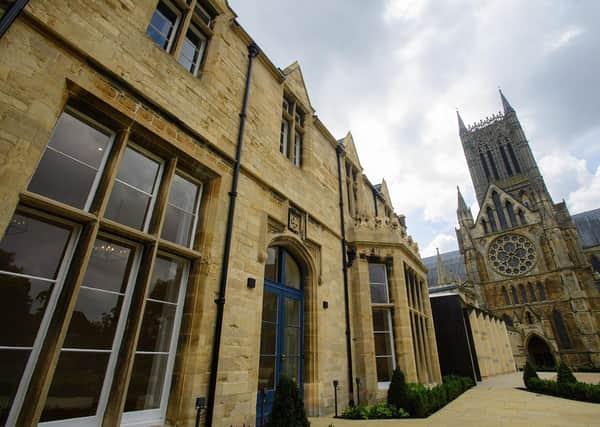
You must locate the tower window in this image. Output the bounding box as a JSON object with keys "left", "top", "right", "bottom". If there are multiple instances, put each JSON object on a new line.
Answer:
{"left": 487, "top": 151, "right": 500, "bottom": 180}
{"left": 480, "top": 152, "right": 491, "bottom": 181}
{"left": 507, "top": 144, "right": 521, "bottom": 173}
{"left": 492, "top": 192, "right": 507, "bottom": 230}
{"left": 506, "top": 201, "right": 517, "bottom": 227}
{"left": 487, "top": 207, "right": 498, "bottom": 232}
{"left": 499, "top": 145, "right": 513, "bottom": 176}
{"left": 481, "top": 218, "right": 488, "bottom": 234}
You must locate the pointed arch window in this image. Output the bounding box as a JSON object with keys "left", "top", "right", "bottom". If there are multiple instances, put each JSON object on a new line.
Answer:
{"left": 526, "top": 312, "right": 533, "bottom": 324}
{"left": 480, "top": 152, "right": 491, "bottom": 181}
{"left": 506, "top": 201, "right": 517, "bottom": 227}
{"left": 499, "top": 145, "right": 514, "bottom": 176}
{"left": 528, "top": 283, "right": 537, "bottom": 302}
{"left": 502, "top": 314, "right": 513, "bottom": 327}
{"left": 536, "top": 282, "right": 546, "bottom": 300}
{"left": 507, "top": 144, "right": 521, "bottom": 173}
{"left": 481, "top": 218, "right": 488, "bottom": 234}
{"left": 492, "top": 192, "right": 508, "bottom": 230}
{"left": 519, "top": 284, "right": 528, "bottom": 303}
{"left": 487, "top": 207, "right": 498, "bottom": 232}
{"left": 501, "top": 286, "right": 510, "bottom": 305}
{"left": 487, "top": 151, "right": 500, "bottom": 180}
{"left": 518, "top": 209, "right": 527, "bottom": 225}
{"left": 511, "top": 286, "right": 519, "bottom": 305}
{"left": 552, "top": 309, "right": 572, "bottom": 349}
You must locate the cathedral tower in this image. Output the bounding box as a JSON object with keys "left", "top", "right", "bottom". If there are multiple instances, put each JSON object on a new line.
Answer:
{"left": 455, "top": 91, "right": 600, "bottom": 368}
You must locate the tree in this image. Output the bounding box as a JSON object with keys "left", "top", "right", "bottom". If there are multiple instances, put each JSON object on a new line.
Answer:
{"left": 556, "top": 360, "right": 577, "bottom": 385}
{"left": 265, "top": 376, "right": 309, "bottom": 427}
{"left": 387, "top": 368, "right": 409, "bottom": 409}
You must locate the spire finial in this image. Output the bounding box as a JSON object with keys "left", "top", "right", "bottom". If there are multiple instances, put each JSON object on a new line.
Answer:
{"left": 499, "top": 88, "right": 515, "bottom": 114}
{"left": 457, "top": 186, "right": 468, "bottom": 212}
{"left": 456, "top": 109, "right": 467, "bottom": 134}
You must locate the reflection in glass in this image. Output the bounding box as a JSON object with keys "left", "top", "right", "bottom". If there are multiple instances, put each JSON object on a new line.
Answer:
{"left": 258, "top": 355, "right": 276, "bottom": 390}
{"left": 368, "top": 264, "right": 386, "bottom": 284}
{"left": 28, "top": 111, "right": 111, "bottom": 209}
{"left": 40, "top": 351, "right": 110, "bottom": 421}
{"left": 264, "top": 247, "right": 278, "bottom": 282}
{"left": 281, "top": 357, "right": 299, "bottom": 384}
{"left": 376, "top": 357, "right": 394, "bottom": 382}
{"left": 178, "top": 25, "right": 206, "bottom": 75}
{"left": 284, "top": 327, "right": 299, "bottom": 356}
{"left": 124, "top": 353, "right": 168, "bottom": 411}
{"left": 285, "top": 298, "right": 300, "bottom": 327}
{"left": 85, "top": 240, "right": 133, "bottom": 293}
{"left": 161, "top": 174, "right": 201, "bottom": 247}
{"left": 284, "top": 252, "right": 300, "bottom": 289}
{"left": 261, "top": 292, "right": 277, "bottom": 323}
{"left": 260, "top": 322, "right": 276, "bottom": 355}
{"left": 0, "top": 349, "right": 30, "bottom": 425}
{"left": 125, "top": 255, "right": 187, "bottom": 414}
{"left": 105, "top": 147, "right": 161, "bottom": 230}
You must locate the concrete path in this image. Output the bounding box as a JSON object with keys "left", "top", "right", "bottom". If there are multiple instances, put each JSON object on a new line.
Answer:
{"left": 309, "top": 372, "right": 600, "bottom": 427}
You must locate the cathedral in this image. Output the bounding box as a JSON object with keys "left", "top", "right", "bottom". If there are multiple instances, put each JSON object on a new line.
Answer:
{"left": 449, "top": 91, "right": 600, "bottom": 369}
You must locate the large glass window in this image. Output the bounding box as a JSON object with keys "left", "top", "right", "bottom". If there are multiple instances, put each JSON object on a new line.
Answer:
{"left": 123, "top": 255, "right": 188, "bottom": 420}
{"left": 372, "top": 309, "right": 396, "bottom": 384}
{"left": 369, "top": 263, "right": 389, "bottom": 304}
{"left": 178, "top": 24, "right": 206, "bottom": 76}
{"left": 0, "top": 213, "right": 77, "bottom": 426}
{"left": 3, "top": 105, "right": 204, "bottom": 426}
{"left": 28, "top": 111, "right": 113, "bottom": 210}
{"left": 161, "top": 173, "right": 202, "bottom": 247}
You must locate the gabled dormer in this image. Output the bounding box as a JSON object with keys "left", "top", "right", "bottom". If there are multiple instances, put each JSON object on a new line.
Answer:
{"left": 473, "top": 184, "right": 536, "bottom": 236}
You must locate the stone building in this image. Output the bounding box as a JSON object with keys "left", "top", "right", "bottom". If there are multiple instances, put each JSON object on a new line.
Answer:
{"left": 453, "top": 91, "right": 600, "bottom": 369}
{"left": 0, "top": 1, "right": 440, "bottom": 426}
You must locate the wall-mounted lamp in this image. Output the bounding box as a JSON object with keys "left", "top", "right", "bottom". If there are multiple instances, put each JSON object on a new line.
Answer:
{"left": 195, "top": 397, "right": 206, "bottom": 427}
{"left": 333, "top": 379, "right": 339, "bottom": 417}
{"left": 355, "top": 377, "right": 361, "bottom": 406}
{"left": 322, "top": 301, "right": 329, "bottom": 309}
{"left": 247, "top": 277, "right": 256, "bottom": 289}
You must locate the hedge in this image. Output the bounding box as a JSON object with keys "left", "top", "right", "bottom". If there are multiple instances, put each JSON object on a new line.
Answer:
{"left": 524, "top": 362, "right": 600, "bottom": 404}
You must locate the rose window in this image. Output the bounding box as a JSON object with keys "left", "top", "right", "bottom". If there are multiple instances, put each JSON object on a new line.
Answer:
{"left": 488, "top": 234, "right": 536, "bottom": 276}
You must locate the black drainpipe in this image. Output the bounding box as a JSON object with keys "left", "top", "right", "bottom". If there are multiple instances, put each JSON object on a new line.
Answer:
{"left": 335, "top": 143, "right": 355, "bottom": 406}
{"left": 0, "top": 0, "right": 29, "bottom": 39}
{"left": 206, "top": 42, "right": 260, "bottom": 426}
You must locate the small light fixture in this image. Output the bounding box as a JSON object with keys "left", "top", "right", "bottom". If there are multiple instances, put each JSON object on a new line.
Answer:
{"left": 247, "top": 277, "right": 256, "bottom": 289}
{"left": 195, "top": 397, "right": 206, "bottom": 427}
{"left": 333, "top": 380, "right": 339, "bottom": 417}
{"left": 322, "top": 301, "right": 329, "bottom": 309}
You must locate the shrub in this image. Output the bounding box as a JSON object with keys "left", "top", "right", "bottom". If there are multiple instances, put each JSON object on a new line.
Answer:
{"left": 340, "top": 405, "right": 368, "bottom": 419}
{"left": 523, "top": 361, "right": 539, "bottom": 389}
{"left": 265, "top": 376, "right": 310, "bottom": 427}
{"left": 527, "top": 374, "right": 600, "bottom": 404}
{"left": 367, "top": 402, "right": 394, "bottom": 419}
{"left": 557, "top": 360, "right": 577, "bottom": 385}
{"left": 387, "top": 368, "right": 409, "bottom": 409}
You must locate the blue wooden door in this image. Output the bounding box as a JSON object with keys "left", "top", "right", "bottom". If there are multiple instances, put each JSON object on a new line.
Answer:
{"left": 256, "top": 247, "right": 303, "bottom": 426}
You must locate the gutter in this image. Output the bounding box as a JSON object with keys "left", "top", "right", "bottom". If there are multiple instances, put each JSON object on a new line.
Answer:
{"left": 0, "top": 0, "right": 29, "bottom": 39}
{"left": 205, "top": 41, "right": 260, "bottom": 426}
{"left": 335, "top": 143, "right": 355, "bottom": 406}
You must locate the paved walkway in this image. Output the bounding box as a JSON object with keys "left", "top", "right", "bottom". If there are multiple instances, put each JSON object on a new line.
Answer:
{"left": 309, "top": 372, "right": 600, "bottom": 427}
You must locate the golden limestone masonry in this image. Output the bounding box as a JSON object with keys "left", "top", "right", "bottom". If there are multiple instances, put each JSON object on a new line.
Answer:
{"left": 0, "top": 1, "right": 446, "bottom": 426}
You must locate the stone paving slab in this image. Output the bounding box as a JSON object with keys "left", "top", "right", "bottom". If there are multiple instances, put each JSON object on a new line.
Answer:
{"left": 309, "top": 372, "right": 600, "bottom": 427}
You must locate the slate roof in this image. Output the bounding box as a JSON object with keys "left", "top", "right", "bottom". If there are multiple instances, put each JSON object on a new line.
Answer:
{"left": 572, "top": 208, "right": 600, "bottom": 249}
{"left": 422, "top": 250, "right": 467, "bottom": 288}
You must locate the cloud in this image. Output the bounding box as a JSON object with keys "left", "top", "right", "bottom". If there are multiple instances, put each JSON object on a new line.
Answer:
{"left": 229, "top": 0, "right": 600, "bottom": 256}
{"left": 422, "top": 233, "right": 457, "bottom": 258}
{"left": 568, "top": 166, "right": 600, "bottom": 214}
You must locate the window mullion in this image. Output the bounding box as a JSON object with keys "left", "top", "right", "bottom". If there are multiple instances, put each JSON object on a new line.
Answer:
{"left": 149, "top": 157, "right": 178, "bottom": 237}
{"left": 171, "top": 1, "right": 195, "bottom": 59}
{"left": 102, "top": 241, "right": 160, "bottom": 427}
{"left": 92, "top": 126, "right": 131, "bottom": 217}
{"left": 16, "top": 221, "right": 101, "bottom": 426}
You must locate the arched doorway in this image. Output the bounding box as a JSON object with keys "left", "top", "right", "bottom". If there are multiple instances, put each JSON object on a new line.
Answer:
{"left": 527, "top": 335, "right": 555, "bottom": 369}
{"left": 256, "top": 246, "right": 304, "bottom": 426}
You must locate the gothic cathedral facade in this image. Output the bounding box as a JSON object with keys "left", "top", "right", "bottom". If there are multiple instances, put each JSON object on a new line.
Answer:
{"left": 455, "top": 91, "right": 600, "bottom": 368}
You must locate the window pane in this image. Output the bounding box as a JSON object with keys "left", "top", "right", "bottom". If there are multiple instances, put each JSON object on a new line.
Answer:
{"left": 0, "top": 214, "right": 71, "bottom": 279}
{"left": 168, "top": 174, "right": 199, "bottom": 212}
{"left": 63, "top": 287, "right": 123, "bottom": 350}
{"left": 258, "top": 355, "right": 275, "bottom": 390}
{"left": 374, "top": 333, "right": 393, "bottom": 355}
{"left": 161, "top": 205, "right": 194, "bottom": 247}
{"left": 261, "top": 291, "right": 278, "bottom": 323}
{"left": 136, "top": 301, "right": 176, "bottom": 353}
{"left": 372, "top": 310, "right": 387, "bottom": 332}
{"left": 147, "top": 256, "right": 185, "bottom": 303}
{"left": 264, "top": 247, "right": 278, "bottom": 282}
{"left": 105, "top": 180, "right": 152, "bottom": 230}
{"left": 124, "top": 353, "right": 168, "bottom": 411}
{"left": 0, "top": 349, "right": 30, "bottom": 426}
{"left": 84, "top": 239, "right": 134, "bottom": 293}
{"left": 0, "top": 274, "right": 53, "bottom": 347}
{"left": 284, "top": 327, "right": 299, "bottom": 356}
{"left": 28, "top": 149, "right": 98, "bottom": 209}
{"left": 260, "top": 322, "right": 276, "bottom": 355}
{"left": 281, "top": 356, "right": 299, "bottom": 385}
{"left": 147, "top": 1, "right": 179, "bottom": 51}
{"left": 116, "top": 147, "right": 160, "bottom": 194}
{"left": 41, "top": 351, "right": 110, "bottom": 421}
{"left": 368, "top": 264, "right": 386, "bottom": 283}
{"left": 370, "top": 283, "right": 388, "bottom": 303}
{"left": 376, "top": 357, "right": 394, "bottom": 382}
{"left": 284, "top": 252, "right": 300, "bottom": 289}
{"left": 28, "top": 112, "right": 111, "bottom": 209}
{"left": 285, "top": 298, "right": 300, "bottom": 327}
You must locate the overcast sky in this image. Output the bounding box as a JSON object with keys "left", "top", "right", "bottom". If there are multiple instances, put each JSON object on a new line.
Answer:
{"left": 229, "top": 0, "right": 600, "bottom": 257}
